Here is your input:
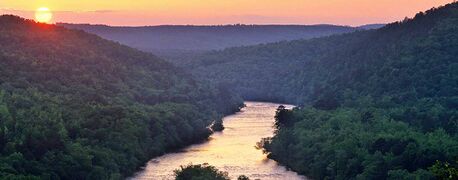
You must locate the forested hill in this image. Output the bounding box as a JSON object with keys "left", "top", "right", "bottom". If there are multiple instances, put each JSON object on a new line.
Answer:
{"left": 0, "top": 15, "right": 242, "bottom": 179}
{"left": 191, "top": 2, "right": 458, "bottom": 105}
{"left": 190, "top": 2, "right": 458, "bottom": 179}
{"left": 58, "top": 23, "right": 356, "bottom": 52}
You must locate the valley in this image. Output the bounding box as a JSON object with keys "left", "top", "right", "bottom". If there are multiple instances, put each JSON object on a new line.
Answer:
{"left": 0, "top": 1, "right": 457, "bottom": 179}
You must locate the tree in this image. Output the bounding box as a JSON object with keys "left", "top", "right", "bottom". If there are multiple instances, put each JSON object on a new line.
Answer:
{"left": 174, "top": 164, "right": 230, "bottom": 180}
{"left": 237, "top": 175, "right": 250, "bottom": 180}
{"left": 430, "top": 161, "right": 458, "bottom": 180}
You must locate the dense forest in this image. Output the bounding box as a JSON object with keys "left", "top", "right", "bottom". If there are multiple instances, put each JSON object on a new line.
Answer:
{"left": 189, "top": 2, "right": 458, "bottom": 179}
{"left": 0, "top": 15, "right": 243, "bottom": 179}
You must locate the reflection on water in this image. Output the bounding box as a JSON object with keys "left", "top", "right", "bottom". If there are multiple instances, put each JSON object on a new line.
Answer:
{"left": 132, "top": 102, "right": 305, "bottom": 180}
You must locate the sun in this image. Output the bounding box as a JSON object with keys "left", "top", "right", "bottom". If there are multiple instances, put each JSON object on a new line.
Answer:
{"left": 35, "top": 7, "right": 53, "bottom": 23}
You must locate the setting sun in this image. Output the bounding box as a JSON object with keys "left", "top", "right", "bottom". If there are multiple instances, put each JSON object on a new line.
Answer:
{"left": 35, "top": 7, "right": 52, "bottom": 23}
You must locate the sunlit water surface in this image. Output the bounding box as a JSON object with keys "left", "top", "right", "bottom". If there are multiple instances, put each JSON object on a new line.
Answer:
{"left": 132, "top": 102, "right": 305, "bottom": 180}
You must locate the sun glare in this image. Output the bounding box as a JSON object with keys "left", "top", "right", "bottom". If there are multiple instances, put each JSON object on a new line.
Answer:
{"left": 35, "top": 7, "right": 53, "bottom": 23}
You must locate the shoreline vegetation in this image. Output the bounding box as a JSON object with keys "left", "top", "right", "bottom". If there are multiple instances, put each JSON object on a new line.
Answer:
{"left": 0, "top": 15, "right": 244, "bottom": 179}
{"left": 174, "top": 164, "right": 250, "bottom": 180}
{"left": 251, "top": 3, "right": 458, "bottom": 179}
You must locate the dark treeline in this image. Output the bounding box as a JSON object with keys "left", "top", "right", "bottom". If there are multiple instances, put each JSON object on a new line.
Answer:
{"left": 58, "top": 23, "right": 358, "bottom": 53}
{"left": 0, "top": 15, "right": 243, "bottom": 179}
{"left": 189, "top": 2, "right": 458, "bottom": 179}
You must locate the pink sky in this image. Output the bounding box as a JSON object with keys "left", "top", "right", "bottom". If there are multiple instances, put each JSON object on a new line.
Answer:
{"left": 0, "top": 0, "right": 454, "bottom": 26}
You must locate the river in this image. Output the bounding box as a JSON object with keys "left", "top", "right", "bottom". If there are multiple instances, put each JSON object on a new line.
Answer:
{"left": 131, "top": 102, "right": 305, "bottom": 180}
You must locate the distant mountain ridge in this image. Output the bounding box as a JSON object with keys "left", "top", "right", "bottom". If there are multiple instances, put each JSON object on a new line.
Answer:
{"left": 357, "top": 23, "right": 386, "bottom": 30}
{"left": 58, "top": 23, "right": 359, "bottom": 51}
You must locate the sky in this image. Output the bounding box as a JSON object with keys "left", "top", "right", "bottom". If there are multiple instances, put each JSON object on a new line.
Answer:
{"left": 0, "top": 0, "right": 454, "bottom": 26}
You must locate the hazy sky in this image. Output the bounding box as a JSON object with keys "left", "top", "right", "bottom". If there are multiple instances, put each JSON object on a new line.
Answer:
{"left": 0, "top": 0, "right": 453, "bottom": 26}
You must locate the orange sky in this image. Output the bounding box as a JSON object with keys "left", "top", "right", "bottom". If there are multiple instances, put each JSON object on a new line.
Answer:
{"left": 0, "top": 0, "right": 453, "bottom": 26}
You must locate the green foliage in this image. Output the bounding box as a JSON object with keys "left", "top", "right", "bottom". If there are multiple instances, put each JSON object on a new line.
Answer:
{"left": 263, "top": 107, "right": 457, "bottom": 179}
{"left": 190, "top": 3, "right": 458, "bottom": 115}
{"left": 430, "top": 160, "right": 458, "bottom": 180}
{"left": 0, "top": 15, "right": 243, "bottom": 179}
{"left": 173, "top": 164, "right": 251, "bottom": 180}
{"left": 174, "top": 164, "right": 230, "bottom": 180}
{"left": 185, "top": 2, "right": 458, "bottom": 180}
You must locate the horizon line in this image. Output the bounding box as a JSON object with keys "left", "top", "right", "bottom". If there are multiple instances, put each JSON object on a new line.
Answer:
{"left": 0, "top": 14, "right": 386, "bottom": 28}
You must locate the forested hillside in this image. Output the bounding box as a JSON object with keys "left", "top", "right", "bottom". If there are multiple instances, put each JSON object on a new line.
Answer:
{"left": 58, "top": 23, "right": 356, "bottom": 52}
{"left": 191, "top": 3, "right": 458, "bottom": 106}
{"left": 190, "top": 2, "right": 458, "bottom": 179}
{"left": 0, "top": 15, "right": 242, "bottom": 179}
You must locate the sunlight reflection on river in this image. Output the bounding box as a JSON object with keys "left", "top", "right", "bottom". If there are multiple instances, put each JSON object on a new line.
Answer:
{"left": 132, "top": 102, "right": 305, "bottom": 180}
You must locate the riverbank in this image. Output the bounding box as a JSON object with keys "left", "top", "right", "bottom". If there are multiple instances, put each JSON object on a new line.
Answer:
{"left": 131, "top": 102, "right": 305, "bottom": 180}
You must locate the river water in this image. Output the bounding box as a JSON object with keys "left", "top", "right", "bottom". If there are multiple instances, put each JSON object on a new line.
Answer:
{"left": 132, "top": 102, "right": 305, "bottom": 180}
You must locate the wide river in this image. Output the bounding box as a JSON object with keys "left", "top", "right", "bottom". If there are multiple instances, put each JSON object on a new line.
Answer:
{"left": 132, "top": 102, "right": 305, "bottom": 180}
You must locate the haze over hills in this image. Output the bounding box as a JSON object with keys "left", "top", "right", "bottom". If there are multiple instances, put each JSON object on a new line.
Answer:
{"left": 0, "top": 15, "right": 242, "bottom": 179}
{"left": 0, "top": 0, "right": 457, "bottom": 179}
{"left": 58, "top": 23, "right": 361, "bottom": 52}
{"left": 186, "top": 2, "right": 458, "bottom": 179}
{"left": 357, "top": 23, "right": 386, "bottom": 30}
